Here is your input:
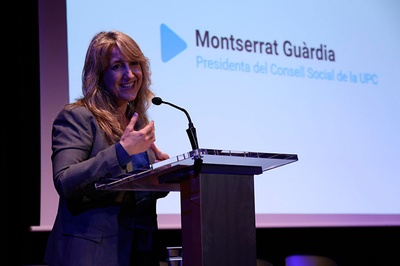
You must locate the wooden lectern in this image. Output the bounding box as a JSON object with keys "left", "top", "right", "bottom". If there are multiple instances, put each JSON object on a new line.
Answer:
{"left": 95, "top": 148, "right": 298, "bottom": 266}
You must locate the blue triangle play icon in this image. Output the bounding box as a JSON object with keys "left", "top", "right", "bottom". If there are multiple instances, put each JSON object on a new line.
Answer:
{"left": 160, "top": 24, "right": 187, "bottom": 62}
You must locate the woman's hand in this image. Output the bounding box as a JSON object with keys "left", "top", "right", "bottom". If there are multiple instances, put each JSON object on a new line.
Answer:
{"left": 150, "top": 143, "right": 170, "bottom": 162}
{"left": 120, "top": 113, "right": 156, "bottom": 155}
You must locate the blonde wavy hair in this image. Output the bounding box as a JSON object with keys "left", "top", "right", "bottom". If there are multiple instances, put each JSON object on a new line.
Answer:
{"left": 68, "top": 30, "right": 154, "bottom": 144}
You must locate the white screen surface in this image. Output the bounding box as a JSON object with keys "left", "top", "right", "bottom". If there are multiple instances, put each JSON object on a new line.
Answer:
{"left": 36, "top": 0, "right": 400, "bottom": 230}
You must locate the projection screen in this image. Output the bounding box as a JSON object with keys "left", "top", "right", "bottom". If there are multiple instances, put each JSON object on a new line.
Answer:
{"left": 33, "top": 0, "right": 400, "bottom": 230}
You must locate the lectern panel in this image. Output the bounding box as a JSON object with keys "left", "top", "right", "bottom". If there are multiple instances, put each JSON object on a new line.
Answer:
{"left": 95, "top": 148, "right": 298, "bottom": 191}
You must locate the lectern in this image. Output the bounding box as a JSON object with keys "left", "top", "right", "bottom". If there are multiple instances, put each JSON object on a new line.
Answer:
{"left": 95, "top": 148, "right": 298, "bottom": 266}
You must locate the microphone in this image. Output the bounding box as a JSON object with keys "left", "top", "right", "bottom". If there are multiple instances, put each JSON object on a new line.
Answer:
{"left": 152, "top": 97, "right": 199, "bottom": 151}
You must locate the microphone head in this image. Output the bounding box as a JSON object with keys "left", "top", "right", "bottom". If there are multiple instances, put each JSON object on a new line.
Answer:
{"left": 152, "top": 97, "right": 163, "bottom": 105}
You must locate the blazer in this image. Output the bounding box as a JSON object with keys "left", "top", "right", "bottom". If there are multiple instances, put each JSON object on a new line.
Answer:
{"left": 44, "top": 106, "right": 168, "bottom": 266}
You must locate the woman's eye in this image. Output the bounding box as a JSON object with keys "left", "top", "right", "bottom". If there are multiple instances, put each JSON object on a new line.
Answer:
{"left": 111, "top": 64, "right": 122, "bottom": 70}
{"left": 130, "top": 61, "right": 139, "bottom": 66}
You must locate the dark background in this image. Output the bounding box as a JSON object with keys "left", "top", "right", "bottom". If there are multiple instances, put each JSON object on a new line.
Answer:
{"left": 14, "top": 2, "right": 399, "bottom": 265}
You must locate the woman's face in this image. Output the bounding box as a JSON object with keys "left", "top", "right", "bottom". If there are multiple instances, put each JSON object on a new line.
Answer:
{"left": 102, "top": 46, "right": 143, "bottom": 106}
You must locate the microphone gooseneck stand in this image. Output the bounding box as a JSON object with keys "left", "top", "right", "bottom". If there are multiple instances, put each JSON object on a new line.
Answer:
{"left": 152, "top": 97, "right": 202, "bottom": 173}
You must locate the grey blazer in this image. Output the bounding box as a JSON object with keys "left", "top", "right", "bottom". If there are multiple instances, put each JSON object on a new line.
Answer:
{"left": 44, "top": 106, "right": 167, "bottom": 266}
